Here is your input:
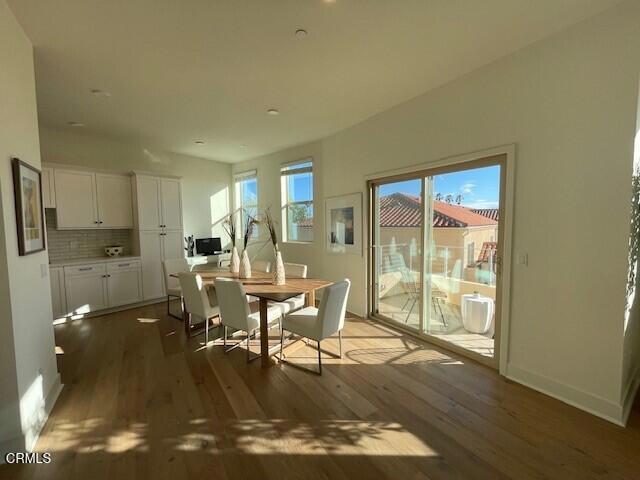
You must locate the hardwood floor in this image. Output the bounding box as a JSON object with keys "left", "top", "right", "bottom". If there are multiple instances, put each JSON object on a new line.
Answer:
{"left": 2, "top": 300, "right": 640, "bottom": 480}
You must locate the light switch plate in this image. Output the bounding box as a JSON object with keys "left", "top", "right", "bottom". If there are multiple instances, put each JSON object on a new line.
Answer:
{"left": 517, "top": 253, "right": 528, "bottom": 266}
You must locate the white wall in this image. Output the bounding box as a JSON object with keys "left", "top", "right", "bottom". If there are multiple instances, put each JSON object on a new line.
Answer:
{"left": 233, "top": 1, "right": 640, "bottom": 424}
{"left": 39, "top": 127, "right": 233, "bottom": 244}
{"left": 0, "top": 0, "right": 61, "bottom": 457}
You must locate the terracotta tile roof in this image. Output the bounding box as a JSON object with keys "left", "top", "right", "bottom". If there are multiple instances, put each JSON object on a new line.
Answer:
{"left": 477, "top": 241, "right": 498, "bottom": 264}
{"left": 471, "top": 208, "right": 499, "bottom": 221}
{"left": 379, "top": 193, "right": 498, "bottom": 228}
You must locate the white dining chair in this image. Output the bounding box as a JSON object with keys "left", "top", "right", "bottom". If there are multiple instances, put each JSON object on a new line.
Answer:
{"left": 253, "top": 260, "right": 272, "bottom": 273}
{"left": 279, "top": 279, "right": 350, "bottom": 375}
{"left": 215, "top": 278, "right": 282, "bottom": 362}
{"left": 246, "top": 259, "right": 273, "bottom": 304}
{"left": 269, "top": 263, "right": 308, "bottom": 317}
{"left": 178, "top": 273, "right": 220, "bottom": 345}
{"left": 163, "top": 258, "right": 190, "bottom": 319}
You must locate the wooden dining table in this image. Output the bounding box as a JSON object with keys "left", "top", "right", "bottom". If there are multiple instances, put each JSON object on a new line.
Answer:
{"left": 173, "top": 265, "right": 334, "bottom": 367}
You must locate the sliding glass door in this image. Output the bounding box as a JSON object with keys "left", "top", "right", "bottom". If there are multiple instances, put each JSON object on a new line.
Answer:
{"left": 370, "top": 157, "right": 505, "bottom": 365}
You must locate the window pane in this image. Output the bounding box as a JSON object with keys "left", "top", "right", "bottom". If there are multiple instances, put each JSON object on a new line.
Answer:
{"left": 287, "top": 172, "right": 313, "bottom": 203}
{"left": 287, "top": 202, "right": 313, "bottom": 242}
{"left": 241, "top": 178, "right": 257, "bottom": 205}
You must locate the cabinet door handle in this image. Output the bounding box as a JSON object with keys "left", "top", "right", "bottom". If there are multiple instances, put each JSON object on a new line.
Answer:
{"left": 94, "top": 221, "right": 99, "bottom": 224}
{"left": 118, "top": 263, "right": 130, "bottom": 267}
{"left": 78, "top": 267, "right": 92, "bottom": 271}
{"left": 99, "top": 221, "right": 103, "bottom": 224}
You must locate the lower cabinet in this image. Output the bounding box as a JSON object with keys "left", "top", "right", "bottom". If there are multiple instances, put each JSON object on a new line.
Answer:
{"left": 106, "top": 261, "right": 143, "bottom": 307}
{"left": 61, "top": 260, "right": 143, "bottom": 318}
{"left": 49, "top": 266, "right": 67, "bottom": 319}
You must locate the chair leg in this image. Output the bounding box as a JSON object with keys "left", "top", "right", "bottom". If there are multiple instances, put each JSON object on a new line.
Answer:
{"left": 223, "top": 325, "right": 227, "bottom": 348}
{"left": 167, "top": 295, "right": 183, "bottom": 320}
{"left": 279, "top": 327, "right": 285, "bottom": 360}
{"left": 317, "top": 340, "right": 322, "bottom": 375}
{"left": 167, "top": 295, "right": 170, "bottom": 316}
{"left": 338, "top": 330, "right": 343, "bottom": 358}
{"left": 205, "top": 317, "right": 209, "bottom": 345}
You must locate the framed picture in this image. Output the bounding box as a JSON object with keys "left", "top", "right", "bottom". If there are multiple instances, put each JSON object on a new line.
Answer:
{"left": 325, "top": 192, "right": 362, "bottom": 256}
{"left": 12, "top": 158, "right": 46, "bottom": 256}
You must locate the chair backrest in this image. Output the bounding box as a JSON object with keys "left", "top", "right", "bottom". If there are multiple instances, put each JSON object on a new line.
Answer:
{"left": 178, "top": 273, "right": 218, "bottom": 320}
{"left": 252, "top": 260, "right": 272, "bottom": 273}
{"left": 163, "top": 258, "right": 189, "bottom": 292}
{"left": 284, "top": 262, "right": 307, "bottom": 279}
{"left": 214, "top": 278, "right": 251, "bottom": 331}
{"left": 317, "top": 279, "right": 351, "bottom": 339}
{"left": 187, "top": 256, "right": 209, "bottom": 268}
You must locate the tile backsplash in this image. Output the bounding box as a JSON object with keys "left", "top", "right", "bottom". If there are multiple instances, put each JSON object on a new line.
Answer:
{"left": 45, "top": 209, "right": 134, "bottom": 262}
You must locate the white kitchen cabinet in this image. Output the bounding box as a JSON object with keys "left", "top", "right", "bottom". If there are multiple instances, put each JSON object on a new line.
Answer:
{"left": 160, "top": 178, "right": 182, "bottom": 230}
{"left": 53, "top": 168, "right": 133, "bottom": 229}
{"left": 106, "top": 261, "right": 142, "bottom": 307}
{"left": 139, "top": 229, "right": 184, "bottom": 300}
{"left": 134, "top": 175, "right": 182, "bottom": 230}
{"left": 64, "top": 264, "right": 108, "bottom": 314}
{"left": 95, "top": 174, "right": 134, "bottom": 228}
{"left": 163, "top": 230, "right": 184, "bottom": 260}
{"left": 49, "top": 266, "right": 67, "bottom": 319}
{"left": 139, "top": 231, "right": 166, "bottom": 300}
{"left": 136, "top": 175, "right": 162, "bottom": 230}
{"left": 42, "top": 167, "right": 56, "bottom": 208}
{"left": 54, "top": 169, "right": 99, "bottom": 229}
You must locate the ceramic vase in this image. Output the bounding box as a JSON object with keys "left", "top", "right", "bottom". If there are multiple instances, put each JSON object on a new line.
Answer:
{"left": 239, "top": 249, "right": 251, "bottom": 278}
{"left": 230, "top": 246, "right": 240, "bottom": 274}
{"left": 273, "top": 250, "right": 286, "bottom": 285}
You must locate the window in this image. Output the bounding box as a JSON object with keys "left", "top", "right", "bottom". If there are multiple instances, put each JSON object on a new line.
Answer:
{"left": 467, "top": 242, "right": 476, "bottom": 267}
{"left": 281, "top": 159, "right": 313, "bottom": 242}
{"left": 234, "top": 170, "right": 258, "bottom": 237}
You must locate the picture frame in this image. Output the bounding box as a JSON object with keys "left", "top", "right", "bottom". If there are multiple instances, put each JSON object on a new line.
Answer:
{"left": 325, "top": 192, "right": 362, "bottom": 256}
{"left": 12, "top": 157, "right": 46, "bottom": 256}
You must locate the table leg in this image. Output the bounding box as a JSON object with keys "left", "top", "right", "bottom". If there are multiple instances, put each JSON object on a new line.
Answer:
{"left": 259, "top": 298, "right": 272, "bottom": 368}
{"left": 182, "top": 298, "right": 190, "bottom": 336}
{"left": 306, "top": 289, "right": 316, "bottom": 308}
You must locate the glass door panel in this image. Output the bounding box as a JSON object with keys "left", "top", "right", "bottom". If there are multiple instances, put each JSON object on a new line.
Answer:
{"left": 423, "top": 165, "right": 501, "bottom": 359}
{"left": 373, "top": 179, "right": 423, "bottom": 330}
{"left": 370, "top": 158, "right": 504, "bottom": 364}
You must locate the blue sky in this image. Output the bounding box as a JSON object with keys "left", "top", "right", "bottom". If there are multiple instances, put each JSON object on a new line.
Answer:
{"left": 379, "top": 165, "right": 500, "bottom": 209}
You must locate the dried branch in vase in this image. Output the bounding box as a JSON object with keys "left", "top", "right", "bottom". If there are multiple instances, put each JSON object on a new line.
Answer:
{"left": 243, "top": 210, "right": 259, "bottom": 250}
{"left": 222, "top": 213, "right": 237, "bottom": 247}
{"left": 263, "top": 208, "right": 279, "bottom": 252}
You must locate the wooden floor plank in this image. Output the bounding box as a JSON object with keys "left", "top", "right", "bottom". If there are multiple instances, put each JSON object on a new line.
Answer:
{"left": 1, "top": 303, "right": 639, "bottom": 480}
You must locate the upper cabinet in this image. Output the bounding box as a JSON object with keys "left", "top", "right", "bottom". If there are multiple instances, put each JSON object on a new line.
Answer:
{"left": 41, "top": 167, "right": 56, "bottom": 208}
{"left": 95, "top": 174, "right": 134, "bottom": 228}
{"left": 134, "top": 175, "right": 182, "bottom": 231}
{"left": 53, "top": 168, "right": 133, "bottom": 229}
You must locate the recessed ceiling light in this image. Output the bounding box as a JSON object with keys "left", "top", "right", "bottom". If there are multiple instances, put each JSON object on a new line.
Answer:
{"left": 295, "top": 29, "right": 308, "bottom": 38}
{"left": 67, "top": 121, "right": 84, "bottom": 127}
{"left": 267, "top": 108, "right": 280, "bottom": 115}
{"left": 90, "top": 89, "right": 111, "bottom": 97}
{"left": 195, "top": 141, "right": 205, "bottom": 145}
{"left": 323, "top": 0, "right": 336, "bottom": 4}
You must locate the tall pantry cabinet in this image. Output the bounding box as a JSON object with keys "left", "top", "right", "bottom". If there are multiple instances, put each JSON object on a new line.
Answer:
{"left": 132, "top": 174, "right": 184, "bottom": 300}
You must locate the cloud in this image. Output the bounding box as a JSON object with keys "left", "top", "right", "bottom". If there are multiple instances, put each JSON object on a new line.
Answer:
{"left": 462, "top": 200, "right": 499, "bottom": 209}
{"left": 460, "top": 182, "right": 476, "bottom": 195}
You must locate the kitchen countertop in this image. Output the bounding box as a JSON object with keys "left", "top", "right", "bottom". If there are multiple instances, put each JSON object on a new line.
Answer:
{"left": 49, "top": 255, "right": 141, "bottom": 267}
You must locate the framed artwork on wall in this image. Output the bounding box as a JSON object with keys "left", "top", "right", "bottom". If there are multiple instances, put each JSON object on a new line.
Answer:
{"left": 12, "top": 157, "right": 46, "bottom": 255}
{"left": 325, "top": 192, "right": 362, "bottom": 256}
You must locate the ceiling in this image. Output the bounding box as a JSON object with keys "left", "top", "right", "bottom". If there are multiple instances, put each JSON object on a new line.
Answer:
{"left": 9, "top": 0, "right": 623, "bottom": 163}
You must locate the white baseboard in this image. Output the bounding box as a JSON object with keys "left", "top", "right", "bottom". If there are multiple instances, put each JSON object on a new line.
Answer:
{"left": 621, "top": 364, "right": 640, "bottom": 425}
{"left": 506, "top": 363, "right": 626, "bottom": 426}
{"left": 0, "top": 374, "right": 63, "bottom": 464}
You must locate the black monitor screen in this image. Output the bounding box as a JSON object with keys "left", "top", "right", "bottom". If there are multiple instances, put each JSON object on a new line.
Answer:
{"left": 195, "top": 237, "right": 222, "bottom": 255}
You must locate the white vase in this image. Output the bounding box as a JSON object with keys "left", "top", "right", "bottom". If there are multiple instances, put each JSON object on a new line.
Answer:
{"left": 230, "top": 246, "right": 240, "bottom": 274}
{"left": 273, "top": 250, "right": 286, "bottom": 285}
{"left": 239, "top": 249, "right": 251, "bottom": 279}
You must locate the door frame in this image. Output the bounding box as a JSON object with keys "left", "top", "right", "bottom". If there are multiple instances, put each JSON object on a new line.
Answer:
{"left": 366, "top": 145, "right": 515, "bottom": 374}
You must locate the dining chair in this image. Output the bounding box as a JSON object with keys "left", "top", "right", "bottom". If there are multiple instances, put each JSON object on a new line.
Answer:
{"left": 253, "top": 260, "right": 272, "bottom": 273}
{"left": 178, "top": 273, "right": 220, "bottom": 345}
{"left": 270, "top": 263, "right": 308, "bottom": 317}
{"left": 163, "top": 258, "right": 190, "bottom": 319}
{"left": 246, "top": 259, "right": 273, "bottom": 303}
{"left": 279, "top": 279, "right": 351, "bottom": 375}
{"left": 215, "top": 278, "right": 282, "bottom": 362}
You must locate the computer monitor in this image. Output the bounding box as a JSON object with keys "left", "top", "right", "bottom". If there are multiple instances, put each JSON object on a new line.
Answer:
{"left": 195, "top": 237, "right": 222, "bottom": 255}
